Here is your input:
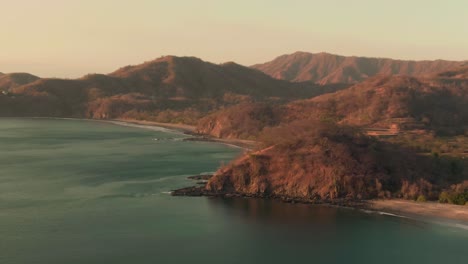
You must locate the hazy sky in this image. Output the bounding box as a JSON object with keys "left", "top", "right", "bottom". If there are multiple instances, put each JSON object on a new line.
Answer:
{"left": 1, "top": 0, "right": 467, "bottom": 78}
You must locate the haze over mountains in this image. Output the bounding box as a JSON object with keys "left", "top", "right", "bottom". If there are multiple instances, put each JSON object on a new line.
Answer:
{"left": 252, "top": 52, "right": 466, "bottom": 84}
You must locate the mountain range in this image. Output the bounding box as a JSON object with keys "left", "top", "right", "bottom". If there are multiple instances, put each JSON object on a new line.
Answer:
{"left": 1, "top": 56, "right": 342, "bottom": 122}
{"left": 2, "top": 51, "right": 468, "bottom": 204}
{"left": 252, "top": 51, "right": 466, "bottom": 84}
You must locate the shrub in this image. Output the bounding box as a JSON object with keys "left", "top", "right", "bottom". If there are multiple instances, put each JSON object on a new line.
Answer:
{"left": 439, "top": 192, "right": 450, "bottom": 203}
{"left": 416, "top": 195, "right": 427, "bottom": 202}
{"left": 450, "top": 193, "right": 467, "bottom": 205}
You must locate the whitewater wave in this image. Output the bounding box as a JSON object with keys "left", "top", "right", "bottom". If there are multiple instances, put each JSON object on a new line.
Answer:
{"left": 377, "top": 211, "right": 410, "bottom": 219}
{"left": 108, "top": 121, "right": 185, "bottom": 135}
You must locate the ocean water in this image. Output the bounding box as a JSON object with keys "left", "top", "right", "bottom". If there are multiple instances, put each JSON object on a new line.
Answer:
{"left": 0, "top": 118, "right": 466, "bottom": 264}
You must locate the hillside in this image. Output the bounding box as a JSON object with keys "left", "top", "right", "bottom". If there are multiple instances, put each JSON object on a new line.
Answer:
{"left": 205, "top": 121, "right": 468, "bottom": 202}
{"left": 1, "top": 56, "right": 341, "bottom": 122}
{"left": 199, "top": 66, "right": 468, "bottom": 139}
{"left": 252, "top": 52, "right": 465, "bottom": 84}
{"left": 0, "top": 73, "right": 40, "bottom": 92}
{"left": 291, "top": 66, "right": 468, "bottom": 133}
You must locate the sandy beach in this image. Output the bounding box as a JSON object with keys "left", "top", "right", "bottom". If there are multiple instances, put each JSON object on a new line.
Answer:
{"left": 367, "top": 199, "right": 468, "bottom": 223}
{"left": 113, "top": 119, "right": 197, "bottom": 133}
{"left": 113, "top": 118, "right": 256, "bottom": 149}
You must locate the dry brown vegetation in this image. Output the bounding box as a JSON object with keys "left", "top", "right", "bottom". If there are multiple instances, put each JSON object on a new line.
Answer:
{"left": 207, "top": 121, "right": 468, "bottom": 201}
{"left": 196, "top": 103, "right": 283, "bottom": 139}
{"left": 252, "top": 51, "right": 465, "bottom": 84}
{"left": 0, "top": 73, "right": 39, "bottom": 92}
{"left": 203, "top": 65, "right": 468, "bottom": 203}
{"left": 2, "top": 55, "right": 467, "bottom": 204}
{"left": 200, "top": 68, "right": 468, "bottom": 139}
{"left": 0, "top": 56, "right": 343, "bottom": 124}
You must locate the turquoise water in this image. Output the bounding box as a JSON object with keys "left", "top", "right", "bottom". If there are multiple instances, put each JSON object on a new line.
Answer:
{"left": 0, "top": 118, "right": 466, "bottom": 264}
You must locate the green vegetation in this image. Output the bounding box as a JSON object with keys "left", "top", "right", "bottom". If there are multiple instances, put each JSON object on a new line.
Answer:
{"left": 438, "top": 189, "right": 468, "bottom": 205}
{"left": 416, "top": 195, "right": 427, "bottom": 202}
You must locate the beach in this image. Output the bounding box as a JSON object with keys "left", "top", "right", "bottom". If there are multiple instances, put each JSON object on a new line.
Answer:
{"left": 367, "top": 199, "right": 468, "bottom": 223}
{"left": 113, "top": 118, "right": 256, "bottom": 149}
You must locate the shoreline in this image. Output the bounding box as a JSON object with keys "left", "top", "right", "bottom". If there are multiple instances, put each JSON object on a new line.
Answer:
{"left": 110, "top": 118, "right": 468, "bottom": 225}
{"left": 111, "top": 118, "right": 257, "bottom": 149}
{"left": 10, "top": 117, "right": 468, "bottom": 225}
{"left": 366, "top": 199, "right": 468, "bottom": 224}
{"left": 20, "top": 117, "right": 256, "bottom": 150}
{"left": 172, "top": 181, "right": 468, "bottom": 225}
{"left": 112, "top": 118, "right": 197, "bottom": 133}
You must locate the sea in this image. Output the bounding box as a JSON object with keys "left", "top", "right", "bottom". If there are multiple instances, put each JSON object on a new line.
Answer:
{"left": 0, "top": 118, "right": 466, "bottom": 264}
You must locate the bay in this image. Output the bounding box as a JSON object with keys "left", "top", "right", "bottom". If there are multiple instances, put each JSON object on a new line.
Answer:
{"left": 0, "top": 118, "right": 466, "bottom": 264}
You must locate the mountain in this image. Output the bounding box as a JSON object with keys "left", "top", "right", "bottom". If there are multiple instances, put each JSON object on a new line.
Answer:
{"left": 194, "top": 67, "right": 468, "bottom": 204}
{"left": 1, "top": 56, "right": 342, "bottom": 122}
{"left": 0, "top": 73, "right": 40, "bottom": 92}
{"left": 108, "top": 56, "right": 325, "bottom": 99}
{"left": 288, "top": 66, "right": 468, "bottom": 133}
{"left": 252, "top": 52, "right": 465, "bottom": 84}
{"left": 198, "top": 65, "right": 468, "bottom": 139}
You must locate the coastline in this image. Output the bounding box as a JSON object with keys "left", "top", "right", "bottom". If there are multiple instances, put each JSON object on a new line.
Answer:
{"left": 172, "top": 182, "right": 468, "bottom": 225}
{"left": 13, "top": 117, "right": 468, "bottom": 225}
{"left": 366, "top": 199, "right": 468, "bottom": 223}
{"left": 112, "top": 118, "right": 197, "bottom": 133}
{"left": 112, "top": 118, "right": 257, "bottom": 149}
{"left": 24, "top": 117, "right": 256, "bottom": 150}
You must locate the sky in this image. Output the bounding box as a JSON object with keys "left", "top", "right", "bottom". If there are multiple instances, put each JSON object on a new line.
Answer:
{"left": 1, "top": 0, "right": 467, "bottom": 78}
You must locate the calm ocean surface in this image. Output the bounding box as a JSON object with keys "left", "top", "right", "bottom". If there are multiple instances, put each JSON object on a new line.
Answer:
{"left": 0, "top": 118, "right": 466, "bottom": 264}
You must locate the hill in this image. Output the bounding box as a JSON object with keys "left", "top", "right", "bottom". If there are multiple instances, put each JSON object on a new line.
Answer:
{"left": 205, "top": 121, "right": 467, "bottom": 202}
{"left": 252, "top": 52, "right": 465, "bottom": 84}
{"left": 199, "top": 66, "right": 468, "bottom": 139}
{"left": 0, "top": 73, "right": 40, "bottom": 92}
{"left": 1, "top": 56, "right": 342, "bottom": 122}
{"left": 287, "top": 66, "right": 468, "bottom": 133}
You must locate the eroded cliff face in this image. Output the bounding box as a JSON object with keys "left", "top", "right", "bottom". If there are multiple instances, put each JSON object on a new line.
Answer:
{"left": 206, "top": 123, "right": 463, "bottom": 201}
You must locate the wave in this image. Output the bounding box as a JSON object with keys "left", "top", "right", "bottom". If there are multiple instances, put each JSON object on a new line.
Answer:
{"left": 360, "top": 208, "right": 468, "bottom": 232}
{"left": 107, "top": 120, "right": 185, "bottom": 135}
{"left": 152, "top": 137, "right": 187, "bottom": 142}
{"left": 377, "top": 211, "right": 410, "bottom": 219}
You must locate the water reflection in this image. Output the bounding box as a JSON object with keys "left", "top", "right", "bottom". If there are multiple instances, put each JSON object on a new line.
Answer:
{"left": 207, "top": 197, "right": 341, "bottom": 226}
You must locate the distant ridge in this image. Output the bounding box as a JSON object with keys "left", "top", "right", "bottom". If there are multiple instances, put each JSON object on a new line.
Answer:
{"left": 1, "top": 56, "right": 339, "bottom": 120}
{"left": 0, "top": 73, "right": 40, "bottom": 92}
{"left": 252, "top": 51, "right": 466, "bottom": 84}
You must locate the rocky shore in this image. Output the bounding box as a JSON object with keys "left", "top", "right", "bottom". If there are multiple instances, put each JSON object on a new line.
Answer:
{"left": 172, "top": 175, "right": 468, "bottom": 224}
{"left": 171, "top": 175, "right": 368, "bottom": 208}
